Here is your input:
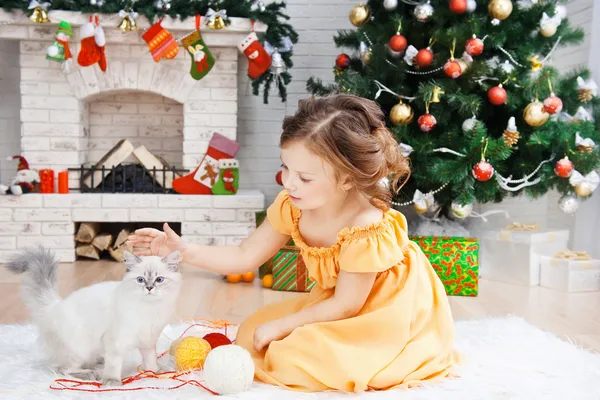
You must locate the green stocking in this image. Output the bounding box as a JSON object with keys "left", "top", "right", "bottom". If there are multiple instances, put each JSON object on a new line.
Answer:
{"left": 182, "top": 31, "right": 215, "bottom": 81}
{"left": 212, "top": 159, "right": 239, "bottom": 195}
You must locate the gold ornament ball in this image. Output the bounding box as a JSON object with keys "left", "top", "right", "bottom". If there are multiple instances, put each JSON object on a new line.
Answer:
{"left": 349, "top": 4, "right": 370, "bottom": 27}
{"left": 523, "top": 101, "right": 549, "bottom": 127}
{"left": 488, "top": 0, "right": 513, "bottom": 20}
{"left": 390, "top": 102, "right": 414, "bottom": 126}
{"left": 541, "top": 23, "right": 557, "bottom": 37}
{"left": 361, "top": 49, "right": 372, "bottom": 64}
{"left": 575, "top": 183, "right": 594, "bottom": 197}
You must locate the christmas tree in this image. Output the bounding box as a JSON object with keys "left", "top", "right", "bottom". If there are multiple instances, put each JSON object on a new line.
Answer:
{"left": 307, "top": 0, "right": 600, "bottom": 219}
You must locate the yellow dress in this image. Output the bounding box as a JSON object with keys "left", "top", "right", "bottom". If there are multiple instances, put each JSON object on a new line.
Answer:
{"left": 235, "top": 191, "right": 460, "bottom": 392}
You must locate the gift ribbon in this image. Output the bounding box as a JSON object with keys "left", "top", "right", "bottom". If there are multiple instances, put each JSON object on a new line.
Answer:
{"left": 506, "top": 222, "right": 538, "bottom": 231}
{"left": 264, "top": 36, "right": 294, "bottom": 56}
{"left": 206, "top": 8, "right": 226, "bottom": 24}
{"left": 554, "top": 250, "right": 592, "bottom": 260}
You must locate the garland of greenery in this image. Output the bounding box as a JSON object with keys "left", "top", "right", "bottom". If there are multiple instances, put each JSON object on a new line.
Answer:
{"left": 1, "top": 0, "right": 298, "bottom": 103}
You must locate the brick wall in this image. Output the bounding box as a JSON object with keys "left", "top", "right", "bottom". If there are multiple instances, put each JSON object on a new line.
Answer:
{"left": 0, "top": 40, "right": 21, "bottom": 183}
{"left": 88, "top": 92, "right": 184, "bottom": 166}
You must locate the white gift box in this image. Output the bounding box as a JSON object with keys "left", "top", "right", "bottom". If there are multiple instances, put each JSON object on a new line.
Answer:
{"left": 479, "top": 228, "right": 569, "bottom": 286}
{"left": 540, "top": 255, "right": 600, "bottom": 292}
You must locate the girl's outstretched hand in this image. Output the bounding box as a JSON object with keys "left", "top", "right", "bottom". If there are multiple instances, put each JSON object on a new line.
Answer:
{"left": 127, "top": 223, "right": 184, "bottom": 257}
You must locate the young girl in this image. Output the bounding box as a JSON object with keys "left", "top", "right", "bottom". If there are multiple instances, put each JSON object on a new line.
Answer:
{"left": 128, "top": 94, "right": 460, "bottom": 392}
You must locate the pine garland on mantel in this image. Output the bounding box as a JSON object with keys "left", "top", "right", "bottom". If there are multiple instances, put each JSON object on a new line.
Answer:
{"left": 0, "top": 0, "right": 298, "bottom": 103}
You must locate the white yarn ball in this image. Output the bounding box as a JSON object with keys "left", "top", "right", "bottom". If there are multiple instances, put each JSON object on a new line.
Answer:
{"left": 203, "top": 344, "right": 255, "bottom": 395}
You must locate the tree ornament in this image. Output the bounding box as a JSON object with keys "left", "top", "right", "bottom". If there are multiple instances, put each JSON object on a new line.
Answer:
{"left": 389, "top": 34, "right": 407, "bottom": 53}
{"left": 275, "top": 170, "right": 283, "bottom": 186}
{"left": 554, "top": 157, "right": 574, "bottom": 178}
{"left": 465, "top": 35, "right": 484, "bottom": 56}
{"left": 206, "top": 8, "right": 227, "bottom": 29}
{"left": 90, "top": 0, "right": 104, "bottom": 6}
{"left": 457, "top": 52, "right": 472, "bottom": 74}
{"left": 488, "top": 0, "right": 513, "bottom": 21}
{"left": 576, "top": 132, "right": 596, "bottom": 154}
{"left": 542, "top": 93, "right": 563, "bottom": 114}
{"left": 570, "top": 171, "right": 599, "bottom": 197}
{"left": 488, "top": 84, "right": 507, "bottom": 105}
{"left": 540, "top": 12, "right": 560, "bottom": 37}
{"left": 415, "top": 48, "right": 434, "bottom": 67}
{"left": 412, "top": 190, "right": 439, "bottom": 217}
{"left": 503, "top": 117, "right": 519, "bottom": 146}
{"left": 28, "top": 0, "right": 51, "bottom": 23}
{"left": 383, "top": 0, "right": 398, "bottom": 10}
{"left": 473, "top": 160, "right": 494, "bottom": 181}
{"left": 450, "top": 0, "right": 467, "bottom": 14}
{"left": 558, "top": 194, "right": 579, "bottom": 214}
{"left": 335, "top": 53, "right": 351, "bottom": 70}
{"left": 462, "top": 116, "right": 477, "bottom": 132}
{"left": 390, "top": 100, "right": 414, "bottom": 126}
{"left": 155, "top": 0, "right": 171, "bottom": 10}
{"left": 444, "top": 59, "right": 462, "bottom": 78}
{"left": 349, "top": 3, "right": 370, "bottom": 27}
{"left": 448, "top": 201, "right": 473, "bottom": 221}
{"left": 414, "top": 1, "right": 434, "bottom": 22}
{"left": 523, "top": 100, "right": 549, "bottom": 127}
{"left": 418, "top": 113, "right": 436, "bottom": 132}
{"left": 577, "top": 76, "right": 598, "bottom": 103}
{"left": 360, "top": 42, "right": 372, "bottom": 64}
{"left": 466, "top": 0, "right": 477, "bottom": 12}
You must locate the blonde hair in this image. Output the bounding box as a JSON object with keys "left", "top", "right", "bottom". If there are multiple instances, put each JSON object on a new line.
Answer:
{"left": 280, "top": 94, "right": 410, "bottom": 210}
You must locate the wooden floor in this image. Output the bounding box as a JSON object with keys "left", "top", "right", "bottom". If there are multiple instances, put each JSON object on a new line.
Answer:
{"left": 2, "top": 259, "right": 600, "bottom": 353}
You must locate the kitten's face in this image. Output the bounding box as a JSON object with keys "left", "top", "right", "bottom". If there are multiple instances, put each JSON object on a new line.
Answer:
{"left": 121, "top": 251, "right": 181, "bottom": 300}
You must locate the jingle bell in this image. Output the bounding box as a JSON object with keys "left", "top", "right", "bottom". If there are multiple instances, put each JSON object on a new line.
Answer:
{"left": 208, "top": 15, "right": 225, "bottom": 29}
{"left": 270, "top": 50, "right": 286, "bottom": 75}
{"left": 30, "top": 7, "right": 50, "bottom": 23}
{"left": 118, "top": 15, "right": 137, "bottom": 32}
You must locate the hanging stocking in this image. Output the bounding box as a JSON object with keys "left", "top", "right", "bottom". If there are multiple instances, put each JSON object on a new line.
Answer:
{"left": 142, "top": 17, "right": 179, "bottom": 62}
{"left": 77, "top": 16, "right": 106, "bottom": 72}
{"left": 238, "top": 29, "right": 271, "bottom": 79}
{"left": 173, "top": 133, "right": 240, "bottom": 195}
{"left": 96, "top": 19, "right": 107, "bottom": 72}
{"left": 182, "top": 15, "right": 215, "bottom": 80}
{"left": 212, "top": 159, "right": 239, "bottom": 195}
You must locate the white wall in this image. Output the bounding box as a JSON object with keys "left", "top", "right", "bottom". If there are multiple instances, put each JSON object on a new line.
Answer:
{"left": 0, "top": 40, "right": 21, "bottom": 183}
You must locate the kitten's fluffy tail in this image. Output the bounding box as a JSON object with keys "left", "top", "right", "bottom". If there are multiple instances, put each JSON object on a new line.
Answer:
{"left": 5, "top": 246, "right": 61, "bottom": 313}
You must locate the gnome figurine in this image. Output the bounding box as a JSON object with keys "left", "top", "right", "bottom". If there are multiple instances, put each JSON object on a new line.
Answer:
{"left": 0, "top": 156, "right": 40, "bottom": 195}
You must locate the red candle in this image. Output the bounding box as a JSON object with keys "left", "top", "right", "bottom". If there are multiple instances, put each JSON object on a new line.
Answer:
{"left": 39, "top": 169, "right": 54, "bottom": 193}
{"left": 58, "top": 170, "right": 69, "bottom": 194}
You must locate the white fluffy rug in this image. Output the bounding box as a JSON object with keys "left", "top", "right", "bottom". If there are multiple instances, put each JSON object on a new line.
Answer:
{"left": 1, "top": 316, "right": 599, "bottom": 400}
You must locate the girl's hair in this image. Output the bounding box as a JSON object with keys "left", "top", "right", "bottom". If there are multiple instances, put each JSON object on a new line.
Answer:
{"left": 280, "top": 94, "right": 410, "bottom": 210}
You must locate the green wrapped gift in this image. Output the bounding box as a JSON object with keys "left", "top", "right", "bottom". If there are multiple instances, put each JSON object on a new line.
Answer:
{"left": 268, "top": 245, "right": 316, "bottom": 292}
{"left": 409, "top": 235, "right": 479, "bottom": 297}
{"left": 255, "top": 211, "right": 295, "bottom": 278}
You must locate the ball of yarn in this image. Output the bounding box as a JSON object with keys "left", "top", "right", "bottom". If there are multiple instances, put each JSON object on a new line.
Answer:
{"left": 203, "top": 332, "right": 232, "bottom": 349}
{"left": 170, "top": 336, "right": 212, "bottom": 371}
{"left": 203, "top": 344, "right": 255, "bottom": 395}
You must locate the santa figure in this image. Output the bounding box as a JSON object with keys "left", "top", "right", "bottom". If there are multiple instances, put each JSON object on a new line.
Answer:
{"left": 0, "top": 156, "right": 40, "bottom": 195}
{"left": 222, "top": 168, "right": 237, "bottom": 194}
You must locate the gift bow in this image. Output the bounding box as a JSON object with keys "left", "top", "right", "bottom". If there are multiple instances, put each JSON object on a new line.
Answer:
{"left": 554, "top": 250, "right": 592, "bottom": 260}
{"left": 569, "top": 170, "right": 600, "bottom": 191}
{"left": 540, "top": 12, "right": 562, "bottom": 29}
{"left": 118, "top": 9, "right": 138, "bottom": 21}
{"left": 404, "top": 45, "right": 419, "bottom": 66}
{"left": 572, "top": 106, "right": 594, "bottom": 122}
{"left": 206, "top": 8, "right": 226, "bottom": 23}
{"left": 507, "top": 222, "right": 538, "bottom": 231}
{"left": 264, "top": 36, "right": 293, "bottom": 56}
{"left": 576, "top": 132, "right": 596, "bottom": 149}
{"left": 413, "top": 189, "right": 433, "bottom": 209}
{"left": 28, "top": 0, "right": 51, "bottom": 10}
{"left": 577, "top": 76, "right": 598, "bottom": 97}
{"left": 398, "top": 143, "right": 413, "bottom": 157}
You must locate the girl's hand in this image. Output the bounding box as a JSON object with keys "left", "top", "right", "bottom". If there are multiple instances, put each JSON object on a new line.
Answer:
{"left": 253, "top": 320, "right": 289, "bottom": 352}
{"left": 127, "top": 223, "right": 184, "bottom": 257}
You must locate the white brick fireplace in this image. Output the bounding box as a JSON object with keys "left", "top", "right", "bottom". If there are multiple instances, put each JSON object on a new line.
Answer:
{"left": 0, "top": 10, "right": 266, "bottom": 262}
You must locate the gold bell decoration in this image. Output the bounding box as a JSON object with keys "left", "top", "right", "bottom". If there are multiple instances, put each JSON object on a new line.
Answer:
{"left": 529, "top": 56, "right": 543, "bottom": 71}
{"left": 206, "top": 8, "right": 227, "bottom": 30}
{"left": 523, "top": 99, "right": 549, "bottom": 127}
{"left": 431, "top": 86, "right": 445, "bottom": 103}
{"left": 488, "top": 0, "right": 513, "bottom": 21}
{"left": 503, "top": 116, "right": 519, "bottom": 146}
{"left": 28, "top": 1, "right": 51, "bottom": 23}
{"left": 349, "top": 3, "right": 370, "bottom": 27}
{"left": 117, "top": 9, "right": 138, "bottom": 32}
{"left": 390, "top": 100, "right": 413, "bottom": 126}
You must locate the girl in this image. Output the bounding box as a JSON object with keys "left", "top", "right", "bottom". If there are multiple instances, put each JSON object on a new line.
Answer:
{"left": 128, "top": 94, "right": 460, "bottom": 392}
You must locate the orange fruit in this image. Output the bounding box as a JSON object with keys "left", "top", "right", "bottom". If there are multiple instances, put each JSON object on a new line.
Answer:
{"left": 262, "top": 274, "right": 274, "bottom": 288}
{"left": 241, "top": 271, "right": 255, "bottom": 282}
{"left": 226, "top": 274, "right": 242, "bottom": 283}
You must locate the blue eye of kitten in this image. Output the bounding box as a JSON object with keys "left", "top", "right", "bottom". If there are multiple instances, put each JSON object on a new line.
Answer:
{"left": 136, "top": 277, "right": 144, "bottom": 284}
{"left": 155, "top": 277, "right": 164, "bottom": 283}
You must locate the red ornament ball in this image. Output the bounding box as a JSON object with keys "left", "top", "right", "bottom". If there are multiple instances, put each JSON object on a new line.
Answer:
{"left": 543, "top": 94, "right": 563, "bottom": 114}
{"left": 415, "top": 48, "right": 434, "bottom": 67}
{"left": 465, "top": 36, "right": 484, "bottom": 56}
{"left": 418, "top": 113, "right": 437, "bottom": 132}
{"left": 388, "top": 34, "right": 407, "bottom": 52}
{"left": 472, "top": 160, "right": 495, "bottom": 182}
{"left": 335, "top": 53, "right": 351, "bottom": 70}
{"left": 202, "top": 333, "right": 232, "bottom": 349}
{"left": 443, "top": 59, "right": 462, "bottom": 79}
{"left": 488, "top": 85, "right": 507, "bottom": 105}
{"left": 275, "top": 170, "right": 283, "bottom": 186}
{"left": 554, "top": 157, "right": 574, "bottom": 178}
{"left": 449, "top": 0, "right": 467, "bottom": 13}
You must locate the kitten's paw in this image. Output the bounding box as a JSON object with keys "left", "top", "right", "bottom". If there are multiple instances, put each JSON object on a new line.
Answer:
{"left": 101, "top": 378, "right": 123, "bottom": 387}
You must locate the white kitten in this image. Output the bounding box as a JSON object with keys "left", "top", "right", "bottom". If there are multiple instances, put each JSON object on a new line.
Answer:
{"left": 6, "top": 246, "right": 181, "bottom": 386}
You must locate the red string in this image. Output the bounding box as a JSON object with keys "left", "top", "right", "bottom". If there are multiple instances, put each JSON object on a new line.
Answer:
{"left": 196, "top": 14, "right": 200, "bottom": 31}
{"left": 251, "top": 19, "right": 255, "bottom": 32}
{"left": 94, "top": 15, "right": 99, "bottom": 26}
{"left": 48, "top": 319, "right": 235, "bottom": 394}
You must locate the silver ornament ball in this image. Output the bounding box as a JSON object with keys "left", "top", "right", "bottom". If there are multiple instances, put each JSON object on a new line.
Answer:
{"left": 466, "top": 0, "right": 477, "bottom": 12}
{"left": 558, "top": 194, "right": 579, "bottom": 214}
{"left": 449, "top": 201, "right": 473, "bottom": 221}
{"left": 383, "top": 0, "right": 398, "bottom": 11}
{"left": 414, "top": 2, "right": 434, "bottom": 22}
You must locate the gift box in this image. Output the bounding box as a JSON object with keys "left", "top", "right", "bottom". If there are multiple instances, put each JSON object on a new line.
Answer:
{"left": 478, "top": 224, "right": 569, "bottom": 286}
{"left": 410, "top": 236, "right": 479, "bottom": 297}
{"left": 255, "top": 211, "right": 298, "bottom": 277}
{"left": 540, "top": 251, "right": 600, "bottom": 292}
{"left": 267, "top": 245, "right": 316, "bottom": 292}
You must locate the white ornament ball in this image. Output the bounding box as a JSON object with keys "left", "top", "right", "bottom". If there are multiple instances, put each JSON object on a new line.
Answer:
{"left": 466, "top": 0, "right": 477, "bottom": 12}
{"left": 558, "top": 194, "right": 579, "bottom": 214}
{"left": 383, "top": 0, "right": 398, "bottom": 11}
{"left": 414, "top": 2, "right": 434, "bottom": 22}
{"left": 449, "top": 201, "right": 473, "bottom": 221}
{"left": 203, "top": 344, "right": 255, "bottom": 395}
{"left": 462, "top": 116, "right": 477, "bottom": 132}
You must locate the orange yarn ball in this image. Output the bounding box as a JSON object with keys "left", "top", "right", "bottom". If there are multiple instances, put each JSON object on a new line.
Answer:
{"left": 203, "top": 332, "right": 232, "bottom": 349}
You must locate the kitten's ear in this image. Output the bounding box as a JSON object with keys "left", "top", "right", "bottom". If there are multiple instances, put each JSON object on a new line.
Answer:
{"left": 123, "top": 251, "right": 141, "bottom": 272}
{"left": 161, "top": 251, "right": 181, "bottom": 272}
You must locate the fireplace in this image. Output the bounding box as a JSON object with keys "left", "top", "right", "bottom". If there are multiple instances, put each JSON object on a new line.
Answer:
{"left": 0, "top": 11, "right": 266, "bottom": 262}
